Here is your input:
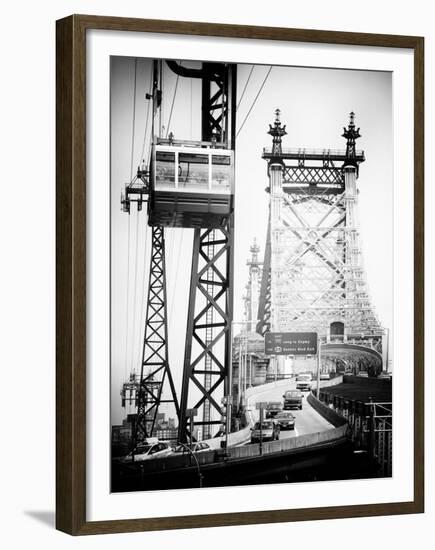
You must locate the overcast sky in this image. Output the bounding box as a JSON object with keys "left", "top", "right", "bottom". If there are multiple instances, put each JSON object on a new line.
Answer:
{"left": 110, "top": 57, "right": 393, "bottom": 426}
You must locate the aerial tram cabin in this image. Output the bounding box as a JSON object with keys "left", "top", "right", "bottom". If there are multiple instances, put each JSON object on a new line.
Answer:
{"left": 148, "top": 137, "right": 234, "bottom": 229}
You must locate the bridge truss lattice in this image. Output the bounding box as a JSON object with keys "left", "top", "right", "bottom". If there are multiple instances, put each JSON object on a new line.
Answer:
{"left": 257, "top": 110, "right": 385, "bottom": 373}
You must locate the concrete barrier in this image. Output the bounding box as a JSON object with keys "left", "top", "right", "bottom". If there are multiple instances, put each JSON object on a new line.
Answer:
{"left": 307, "top": 393, "right": 348, "bottom": 427}
{"left": 320, "top": 374, "right": 343, "bottom": 388}
{"left": 203, "top": 425, "right": 252, "bottom": 450}
{"left": 227, "top": 423, "right": 348, "bottom": 460}
{"left": 310, "top": 374, "right": 343, "bottom": 391}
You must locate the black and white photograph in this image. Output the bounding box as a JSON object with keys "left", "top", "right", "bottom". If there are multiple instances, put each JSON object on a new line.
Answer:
{"left": 110, "top": 56, "right": 393, "bottom": 492}
{"left": 1, "top": 0, "right": 429, "bottom": 544}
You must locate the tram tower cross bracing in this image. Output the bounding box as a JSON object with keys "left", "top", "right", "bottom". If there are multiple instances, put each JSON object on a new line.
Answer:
{"left": 257, "top": 110, "right": 386, "bottom": 377}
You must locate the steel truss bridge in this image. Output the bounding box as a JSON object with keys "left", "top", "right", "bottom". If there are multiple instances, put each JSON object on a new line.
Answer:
{"left": 253, "top": 110, "right": 386, "bottom": 380}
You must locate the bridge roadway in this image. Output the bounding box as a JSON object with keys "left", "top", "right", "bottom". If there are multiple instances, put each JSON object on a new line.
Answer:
{"left": 112, "top": 378, "right": 352, "bottom": 491}
{"left": 245, "top": 378, "right": 334, "bottom": 443}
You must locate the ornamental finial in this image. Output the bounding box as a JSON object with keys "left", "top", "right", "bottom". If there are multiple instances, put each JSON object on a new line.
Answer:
{"left": 250, "top": 237, "right": 260, "bottom": 257}
{"left": 268, "top": 108, "right": 287, "bottom": 157}
{"left": 247, "top": 238, "right": 261, "bottom": 267}
{"left": 342, "top": 111, "right": 361, "bottom": 165}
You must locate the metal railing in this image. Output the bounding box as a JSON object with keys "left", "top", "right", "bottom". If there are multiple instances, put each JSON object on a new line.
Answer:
{"left": 317, "top": 392, "right": 392, "bottom": 476}
{"left": 263, "top": 147, "right": 364, "bottom": 156}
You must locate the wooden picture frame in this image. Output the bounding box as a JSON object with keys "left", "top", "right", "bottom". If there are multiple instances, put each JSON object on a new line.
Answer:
{"left": 56, "top": 14, "right": 424, "bottom": 535}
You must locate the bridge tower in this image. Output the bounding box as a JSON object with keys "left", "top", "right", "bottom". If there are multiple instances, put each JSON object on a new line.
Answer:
{"left": 257, "top": 110, "right": 385, "bottom": 377}
{"left": 243, "top": 239, "right": 263, "bottom": 332}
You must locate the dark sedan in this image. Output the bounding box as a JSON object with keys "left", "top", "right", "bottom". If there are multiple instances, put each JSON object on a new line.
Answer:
{"left": 265, "top": 401, "right": 283, "bottom": 418}
{"left": 274, "top": 411, "right": 296, "bottom": 430}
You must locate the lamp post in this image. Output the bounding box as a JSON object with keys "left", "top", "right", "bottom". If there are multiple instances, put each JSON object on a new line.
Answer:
{"left": 316, "top": 336, "right": 322, "bottom": 399}
{"left": 228, "top": 319, "right": 261, "bottom": 451}
{"left": 232, "top": 319, "right": 260, "bottom": 409}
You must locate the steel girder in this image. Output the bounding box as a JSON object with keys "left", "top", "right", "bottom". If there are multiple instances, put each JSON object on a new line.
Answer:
{"left": 268, "top": 185, "right": 383, "bottom": 338}
{"left": 166, "top": 60, "right": 232, "bottom": 144}
{"left": 176, "top": 62, "right": 236, "bottom": 442}
{"left": 132, "top": 226, "right": 180, "bottom": 447}
{"left": 283, "top": 165, "right": 343, "bottom": 187}
{"left": 178, "top": 223, "right": 233, "bottom": 443}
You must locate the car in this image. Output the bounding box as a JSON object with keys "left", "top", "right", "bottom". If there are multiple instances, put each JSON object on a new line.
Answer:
{"left": 320, "top": 372, "right": 331, "bottom": 380}
{"left": 283, "top": 390, "right": 303, "bottom": 410}
{"left": 274, "top": 411, "right": 296, "bottom": 430}
{"left": 172, "top": 442, "right": 211, "bottom": 454}
{"left": 265, "top": 401, "right": 283, "bottom": 418}
{"left": 250, "top": 420, "right": 280, "bottom": 443}
{"left": 120, "top": 440, "right": 172, "bottom": 463}
{"left": 296, "top": 373, "right": 312, "bottom": 391}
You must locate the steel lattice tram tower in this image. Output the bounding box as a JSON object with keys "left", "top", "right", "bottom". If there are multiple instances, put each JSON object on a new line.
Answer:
{"left": 257, "top": 110, "right": 385, "bottom": 377}
{"left": 121, "top": 60, "right": 237, "bottom": 446}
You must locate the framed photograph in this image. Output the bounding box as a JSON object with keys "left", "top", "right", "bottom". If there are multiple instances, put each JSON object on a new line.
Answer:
{"left": 56, "top": 15, "right": 424, "bottom": 535}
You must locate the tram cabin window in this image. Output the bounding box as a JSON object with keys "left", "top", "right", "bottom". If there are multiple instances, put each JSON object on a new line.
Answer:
{"left": 178, "top": 153, "right": 209, "bottom": 190}
{"left": 153, "top": 145, "right": 233, "bottom": 194}
{"left": 155, "top": 151, "right": 175, "bottom": 188}
{"left": 211, "top": 155, "right": 231, "bottom": 191}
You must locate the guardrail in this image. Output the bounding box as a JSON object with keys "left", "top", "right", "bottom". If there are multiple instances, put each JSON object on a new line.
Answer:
{"left": 262, "top": 147, "right": 365, "bottom": 160}
{"left": 315, "top": 381, "right": 392, "bottom": 477}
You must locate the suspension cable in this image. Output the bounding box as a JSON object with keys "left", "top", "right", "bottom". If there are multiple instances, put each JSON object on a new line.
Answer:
{"left": 140, "top": 66, "right": 153, "bottom": 166}
{"left": 130, "top": 208, "right": 141, "bottom": 375}
{"left": 136, "top": 218, "right": 150, "bottom": 374}
{"left": 130, "top": 58, "right": 138, "bottom": 181}
{"left": 167, "top": 229, "right": 175, "bottom": 291}
{"left": 166, "top": 69, "right": 180, "bottom": 138}
{"left": 236, "top": 65, "right": 254, "bottom": 112}
{"left": 236, "top": 66, "right": 273, "bottom": 138}
{"left": 168, "top": 229, "right": 184, "bottom": 330}
{"left": 124, "top": 215, "right": 131, "bottom": 381}
{"left": 190, "top": 78, "right": 193, "bottom": 140}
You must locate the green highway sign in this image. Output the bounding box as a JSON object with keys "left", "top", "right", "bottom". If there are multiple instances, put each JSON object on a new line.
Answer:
{"left": 264, "top": 332, "right": 318, "bottom": 355}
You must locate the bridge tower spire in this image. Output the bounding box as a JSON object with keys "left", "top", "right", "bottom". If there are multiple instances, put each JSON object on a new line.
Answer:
{"left": 244, "top": 238, "right": 263, "bottom": 332}
{"left": 257, "top": 110, "right": 385, "bottom": 377}
{"left": 342, "top": 111, "right": 361, "bottom": 170}
{"left": 268, "top": 108, "right": 287, "bottom": 158}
